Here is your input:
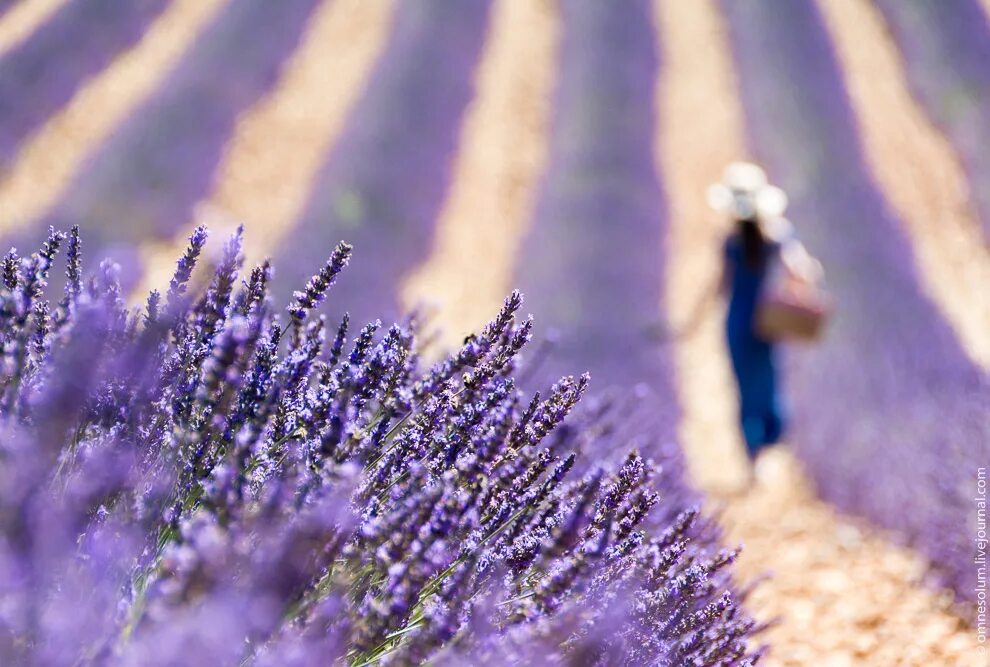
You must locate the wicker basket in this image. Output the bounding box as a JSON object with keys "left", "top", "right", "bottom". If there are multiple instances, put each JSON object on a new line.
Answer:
{"left": 755, "top": 280, "right": 830, "bottom": 342}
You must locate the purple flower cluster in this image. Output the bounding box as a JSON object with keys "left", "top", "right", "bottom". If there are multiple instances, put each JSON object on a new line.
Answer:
{"left": 0, "top": 0, "right": 170, "bottom": 169}
{"left": 721, "top": 0, "right": 990, "bottom": 612}
{"left": 0, "top": 227, "right": 759, "bottom": 665}
{"left": 874, "top": 0, "right": 990, "bottom": 242}
{"left": 272, "top": 0, "right": 493, "bottom": 325}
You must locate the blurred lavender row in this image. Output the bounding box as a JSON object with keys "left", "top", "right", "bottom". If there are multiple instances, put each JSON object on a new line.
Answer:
{"left": 0, "top": 227, "right": 760, "bottom": 664}
{"left": 22, "top": 0, "right": 321, "bottom": 282}
{"left": 272, "top": 0, "right": 492, "bottom": 326}
{"left": 722, "top": 0, "right": 990, "bottom": 610}
{"left": 874, "top": 0, "right": 990, "bottom": 243}
{"left": 0, "top": 0, "right": 170, "bottom": 169}
{"left": 516, "top": 0, "right": 679, "bottom": 457}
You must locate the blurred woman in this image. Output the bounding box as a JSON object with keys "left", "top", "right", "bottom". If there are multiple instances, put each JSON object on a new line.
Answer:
{"left": 706, "top": 163, "right": 823, "bottom": 462}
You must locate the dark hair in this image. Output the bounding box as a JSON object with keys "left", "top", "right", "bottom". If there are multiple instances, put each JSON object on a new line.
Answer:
{"left": 738, "top": 216, "right": 766, "bottom": 270}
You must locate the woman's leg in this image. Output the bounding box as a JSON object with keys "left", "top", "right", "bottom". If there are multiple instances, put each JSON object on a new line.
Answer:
{"left": 764, "top": 405, "right": 785, "bottom": 444}
{"left": 741, "top": 412, "right": 769, "bottom": 458}
{"left": 763, "top": 344, "right": 786, "bottom": 445}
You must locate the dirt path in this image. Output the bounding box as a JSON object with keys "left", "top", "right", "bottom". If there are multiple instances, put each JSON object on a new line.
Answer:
{"left": 0, "top": 0, "right": 63, "bottom": 58}
{"left": 652, "top": 0, "right": 749, "bottom": 494}
{"left": 401, "top": 0, "right": 557, "bottom": 345}
{"left": 0, "top": 0, "right": 228, "bottom": 234}
{"left": 816, "top": 0, "right": 990, "bottom": 369}
{"left": 139, "top": 0, "right": 394, "bottom": 290}
{"left": 654, "top": 1, "right": 981, "bottom": 664}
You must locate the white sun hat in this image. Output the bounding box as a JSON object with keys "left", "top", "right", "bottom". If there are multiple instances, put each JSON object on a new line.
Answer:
{"left": 706, "top": 162, "right": 788, "bottom": 221}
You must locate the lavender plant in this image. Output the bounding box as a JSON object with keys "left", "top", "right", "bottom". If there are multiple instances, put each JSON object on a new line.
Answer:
{"left": 0, "top": 0, "right": 170, "bottom": 169}
{"left": 0, "top": 227, "right": 760, "bottom": 665}
{"left": 16, "top": 0, "right": 321, "bottom": 280}
{"left": 721, "top": 0, "right": 990, "bottom": 612}
{"left": 273, "top": 0, "right": 493, "bottom": 325}
{"left": 874, "top": 0, "right": 990, "bottom": 242}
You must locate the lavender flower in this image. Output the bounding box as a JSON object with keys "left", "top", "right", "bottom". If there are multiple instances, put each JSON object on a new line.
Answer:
{"left": 0, "top": 229, "right": 758, "bottom": 665}
{"left": 288, "top": 241, "right": 352, "bottom": 321}
{"left": 517, "top": 0, "right": 676, "bottom": 417}
{"left": 165, "top": 225, "right": 209, "bottom": 316}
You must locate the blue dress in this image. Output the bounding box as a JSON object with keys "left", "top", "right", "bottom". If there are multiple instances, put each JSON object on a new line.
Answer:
{"left": 724, "top": 236, "right": 785, "bottom": 457}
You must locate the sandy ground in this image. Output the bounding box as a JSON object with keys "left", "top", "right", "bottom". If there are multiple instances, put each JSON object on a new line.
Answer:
{"left": 817, "top": 0, "right": 990, "bottom": 369}
{"left": 0, "top": 0, "right": 228, "bottom": 233}
{"left": 0, "top": 0, "right": 983, "bottom": 663}
{"left": 728, "top": 451, "right": 980, "bottom": 666}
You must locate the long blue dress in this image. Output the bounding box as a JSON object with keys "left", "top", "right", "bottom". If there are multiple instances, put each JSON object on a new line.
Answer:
{"left": 724, "top": 235, "right": 785, "bottom": 457}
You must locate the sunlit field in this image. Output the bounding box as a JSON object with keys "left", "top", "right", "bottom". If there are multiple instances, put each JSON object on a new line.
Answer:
{"left": 0, "top": 1, "right": 987, "bottom": 664}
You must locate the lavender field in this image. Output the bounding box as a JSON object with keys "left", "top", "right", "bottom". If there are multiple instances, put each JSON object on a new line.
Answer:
{"left": 17, "top": 0, "right": 322, "bottom": 280}
{"left": 272, "top": 0, "right": 492, "bottom": 325}
{"left": 517, "top": 0, "right": 677, "bottom": 447}
{"left": 0, "top": 0, "right": 169, "bottom": 168}
{"left": 0, "top": 0, "right": 985, "bottom": 664}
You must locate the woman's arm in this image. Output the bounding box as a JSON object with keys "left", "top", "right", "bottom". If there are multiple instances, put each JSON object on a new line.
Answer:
{"left": 646, "top": 237, "right": 731, "bottom": 343}
{"left": 663, "top": 262, "right": 727, "bottom": 341}
{"left": 780, "top": 239, "right": 824, "bottom": 283}
{"left": 718, "top": 259, "right": 731, "bottom": 296}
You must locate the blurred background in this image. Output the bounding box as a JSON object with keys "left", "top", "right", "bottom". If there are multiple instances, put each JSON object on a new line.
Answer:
{"left": 0, "top": 0, "right": 987, "bottom": 664}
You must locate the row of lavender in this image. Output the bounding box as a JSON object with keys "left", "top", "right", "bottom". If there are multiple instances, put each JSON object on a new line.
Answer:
{"left": 7, "top": 0, "right": 492, "bottom": 313}
{"left": 0, "top": 0, "right": 170, "bottom": 170}
{"left": 721, "top": 0, "right": 990, "bottom": 610}
{"left": 516, "top": 0, "right": 682, "bottom": 486}
{"left": 874, "top": 0, "right": 990, "bottom": 243}
{"left": 0, "top": 227, "right": 759, "bottom": 664}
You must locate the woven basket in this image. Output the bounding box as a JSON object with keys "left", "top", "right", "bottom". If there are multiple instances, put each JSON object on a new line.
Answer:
{"left": 755, "top": 282, "right": 830, "bottom": 342}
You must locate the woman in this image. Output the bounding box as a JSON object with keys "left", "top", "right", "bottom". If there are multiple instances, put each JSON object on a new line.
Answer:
{"left": 707, "top": 163, "right": 819, "bottom": 461}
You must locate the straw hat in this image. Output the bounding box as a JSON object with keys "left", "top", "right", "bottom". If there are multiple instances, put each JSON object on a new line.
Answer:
{"left": 706, "top": 162, "right": 788, "bottom": 221}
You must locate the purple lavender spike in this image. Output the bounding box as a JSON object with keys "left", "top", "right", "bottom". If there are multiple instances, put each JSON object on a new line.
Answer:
{"left": 165, "top": 225, "right": 208, "bottom": 316}
{"left": 288, "top": 241, "right": 352, "bottom": 322}
{"left": 722, "top": 0, "right": 990, "bottom": 609}
{"left": 272, "top": 0, "right": 494, "bottom": 325}
{"left": 195, "top": 226, "right": 243, "bottom": 342}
